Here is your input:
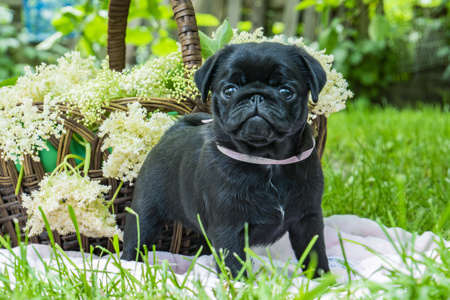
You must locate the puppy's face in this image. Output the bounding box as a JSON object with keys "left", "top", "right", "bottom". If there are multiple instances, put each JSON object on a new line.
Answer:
{"left": 195, "top": 42, "right": 326, "bottom": 156}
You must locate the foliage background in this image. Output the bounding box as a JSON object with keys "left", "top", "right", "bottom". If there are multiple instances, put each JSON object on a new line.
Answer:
{"left": 2, "top": 0, "right": 449, "bottom": 108}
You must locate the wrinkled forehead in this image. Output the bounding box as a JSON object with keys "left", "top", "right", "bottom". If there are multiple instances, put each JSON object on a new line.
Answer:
{"left": 214, "top": 43, "right": 305, "bottom": 86}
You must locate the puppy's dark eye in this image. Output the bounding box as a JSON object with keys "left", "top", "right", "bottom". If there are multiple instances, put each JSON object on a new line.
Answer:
{"left": 222, "top": 86, "right": 237, "bottom": 99}
{"left": 279, "top": 88, "right": 294, "bottom": 100}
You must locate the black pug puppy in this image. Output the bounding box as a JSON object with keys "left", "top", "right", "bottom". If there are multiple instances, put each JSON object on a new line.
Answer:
{"left": 122, "top": 42, "right": 330, "bottom": 277}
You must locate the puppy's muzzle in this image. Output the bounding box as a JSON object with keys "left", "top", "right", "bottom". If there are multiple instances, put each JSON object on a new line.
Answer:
{"left": 237, "top": 94, "right": 275, "bottom": 145}
{"left": 240, "top": 116, "right": 272, "bottom": 143}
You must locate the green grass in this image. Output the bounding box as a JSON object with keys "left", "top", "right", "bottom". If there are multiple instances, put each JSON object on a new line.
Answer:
{"left": 322, "top": 106, "right": 450, "bottom": 238}
{"left": 0, "top": 106, "right": 449, "bottom": 299}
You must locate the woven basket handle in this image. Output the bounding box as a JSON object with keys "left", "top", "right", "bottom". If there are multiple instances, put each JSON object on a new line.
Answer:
{"left": 107, "top": 0, "right": 131, "bottom": 72}
{"left": 107, "top": 0, "right": 202, "bottom": 72}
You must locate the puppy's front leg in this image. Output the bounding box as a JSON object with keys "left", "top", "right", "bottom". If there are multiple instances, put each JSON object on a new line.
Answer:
{"left": 208, "top": 227, "right": 245, "bottom": 278}
{"left": 289, "top": 213, "right": 329, "bottom": 277}
{"left": 121, "top": 209, "right": 163, "bottom": 261}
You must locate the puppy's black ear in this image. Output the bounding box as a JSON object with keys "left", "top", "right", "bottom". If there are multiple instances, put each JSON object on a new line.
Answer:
{"left": 194, "top": 51, "right": 223, "bottom": 103}
{"left": 298, "top": 49, "right": 327, "bottom": 103}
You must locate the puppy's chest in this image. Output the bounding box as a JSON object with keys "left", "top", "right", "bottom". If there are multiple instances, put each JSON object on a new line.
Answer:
{"left": 239, "top": 170, "right": 303, "bottom": 224}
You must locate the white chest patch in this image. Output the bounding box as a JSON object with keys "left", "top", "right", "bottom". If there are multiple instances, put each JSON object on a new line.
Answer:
{"left": 267, "top": 167, "right": 285, "bottom": 222}
{"left": 278, "top": 204, "right": 285, "bottom": 222}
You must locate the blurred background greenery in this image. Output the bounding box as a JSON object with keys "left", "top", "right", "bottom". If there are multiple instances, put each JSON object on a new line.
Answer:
{"left": 1, "top": 0, "right": 449, "bottom": 106}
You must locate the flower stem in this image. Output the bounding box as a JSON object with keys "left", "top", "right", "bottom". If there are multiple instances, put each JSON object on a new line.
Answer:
{"left": 69, "top": 134, "right": 91, "bottom": 177}
{"left": 63, "top": 154, "right": 85, "bottom": 163}
{"left": 83, "top": 141, "right": 91, "bottom": 177}
{"left": 64, "top": 162, "right": 79, "bottom": 176}
{"left": 107, "top": 181, "right": 123, "bottom": 214}
{"left": 15, "top": 164, "right": 24, "bottom": 195}
{"left": 72, "top": 133, "right": 87, "bottom": 146}
{"left": 72, "top": 161, "right": 85, "bottom": 172}
{"left": 50, "top": 162, "right": 66, "bottom": 177}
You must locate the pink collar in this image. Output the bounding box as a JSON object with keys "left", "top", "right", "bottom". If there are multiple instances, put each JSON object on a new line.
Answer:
{"left": 216, "top": 135, "right": 315, "bottom": 165}
{"left": 201, "top": 118, "right": 315, "bottom": 165}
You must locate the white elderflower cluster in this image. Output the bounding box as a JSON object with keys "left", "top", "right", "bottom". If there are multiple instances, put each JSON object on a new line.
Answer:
{"left": 99, "top": 102, "right": 175, "bottom": 184}
{"left": 229, "top": 28, "right": 353, "bottom": 121}
{"left": 46, "top": 52, "right": 198, "bottom": 127}
{"left": 59, "top": 60, "right": 129, "bottom": 127}
{"left": 22, "top": 172, "right": 122, "bottom": 240}
{"left": 123, "top": 51, "right": 199, "bottom": 102}
{"left": 12, "top": 51, "right": 97, "bottom": 103}
{"left": 0, "top": 52, "right": 98, "bottom": 163}
{"left": 229, "top": 27, "right": 268, "bottom": 44}
{"left": 286, "top": 37, "right": 353, "bottom": 120}
{"left": 0, "top": 90, "right": 64, "bottom": 163}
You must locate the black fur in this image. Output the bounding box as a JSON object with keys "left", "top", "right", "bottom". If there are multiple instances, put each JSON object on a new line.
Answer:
{"left": 122, "top": 42, "right": 329, "bottom": 277}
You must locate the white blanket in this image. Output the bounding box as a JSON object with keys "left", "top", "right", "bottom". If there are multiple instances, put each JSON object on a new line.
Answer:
{"left": 1, "top": 215, "right": 448, "bottom": 297}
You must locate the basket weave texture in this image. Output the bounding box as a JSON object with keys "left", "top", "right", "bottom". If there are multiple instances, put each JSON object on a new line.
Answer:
{"left": 0, "top": 0, "right": 327, "bottom": 255}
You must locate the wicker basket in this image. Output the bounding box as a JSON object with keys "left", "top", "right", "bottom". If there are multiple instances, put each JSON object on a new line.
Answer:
{"left": 0, "top": 0, "right": 327, "bottom": 255}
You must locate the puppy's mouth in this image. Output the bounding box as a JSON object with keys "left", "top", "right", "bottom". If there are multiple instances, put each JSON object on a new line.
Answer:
{"left": 234, "top": 115, "right": 275, "bottom": 146}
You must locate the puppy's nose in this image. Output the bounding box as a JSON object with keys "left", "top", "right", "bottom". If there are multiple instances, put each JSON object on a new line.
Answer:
{"left": 250, "top": 94, "right": 264, "bottom": 104}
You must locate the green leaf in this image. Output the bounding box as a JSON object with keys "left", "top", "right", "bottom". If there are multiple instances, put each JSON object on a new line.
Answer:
{"left": 67, "top": 205, "right": 80, "bottom": 238}
{"left": 100, "top": 0, "right": 110, "bottom": 10}
{"left": 59, "top": 6, "right": 84, "bottom": 20}
{"left": 1, "top": 37, "right": 20, "bottom": 50}
{"left": 332, "top": 46, "right": 349, "bottom": 63}
{"left": 0, "top": 76, "right": 18, "bottom": 87}
{"left": 113, "top": 234, "right": 120, "bottom": 255}
{"left": 151, "top": 37, "right": 178, "bottom": 56}
{"left": 147, "top": 0, "right": 162, "bottom": 19}
{"left": 199, "top": 30, "right": 216, "bottom": 59}
{"left": 78, "top": 35, "right": 96, "bottom": 57}
{"left": 128, "top": 8, "right": 151, "bottom": 19}
{"left": 296, "top": 0, "right": 317, "bottom": 11}
{"left": 319, "top": 27, "right": 339, "bottom": 53}
{"left": 52, "top": 15, "right": 77, "bottom": 35}
{"left": 214, "top": 20, "right": 233, "bottom": 50}
{"left": 38, "top": 207, "right": 56, "bottom": 248}
{"left": 84, "top": 15, "right": 108, "bottom": 46}
{"left": 368, "top": 15, "right": 390, "bottom": 42}
{"left": 0, "top": 6, "right": 13, "bottom": 25}
{"left": 158, "top": 5, "right": 175, "bottom": 21}
{"left": 237, "top": 21, "right": 252, "bottom": 32}
{"left": 272, "top": 22, "right": 285, "bottom": 34}
{"left": 126, "top": 27, "right": 154, "bottom": 46}
{"left": 36, "top": 31, "right": 63, "bottom": 51}
{"left": 196, "top": 13, "right": 220, "bottom": 27}
{"left": 199, "top": 20, "right": 233, "bottom": 59}
{"left": 349, "top": 51, "right": 363, "bottom": 65}
{"left": 51, "top": 7, "right": 84, "bottom": 35}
